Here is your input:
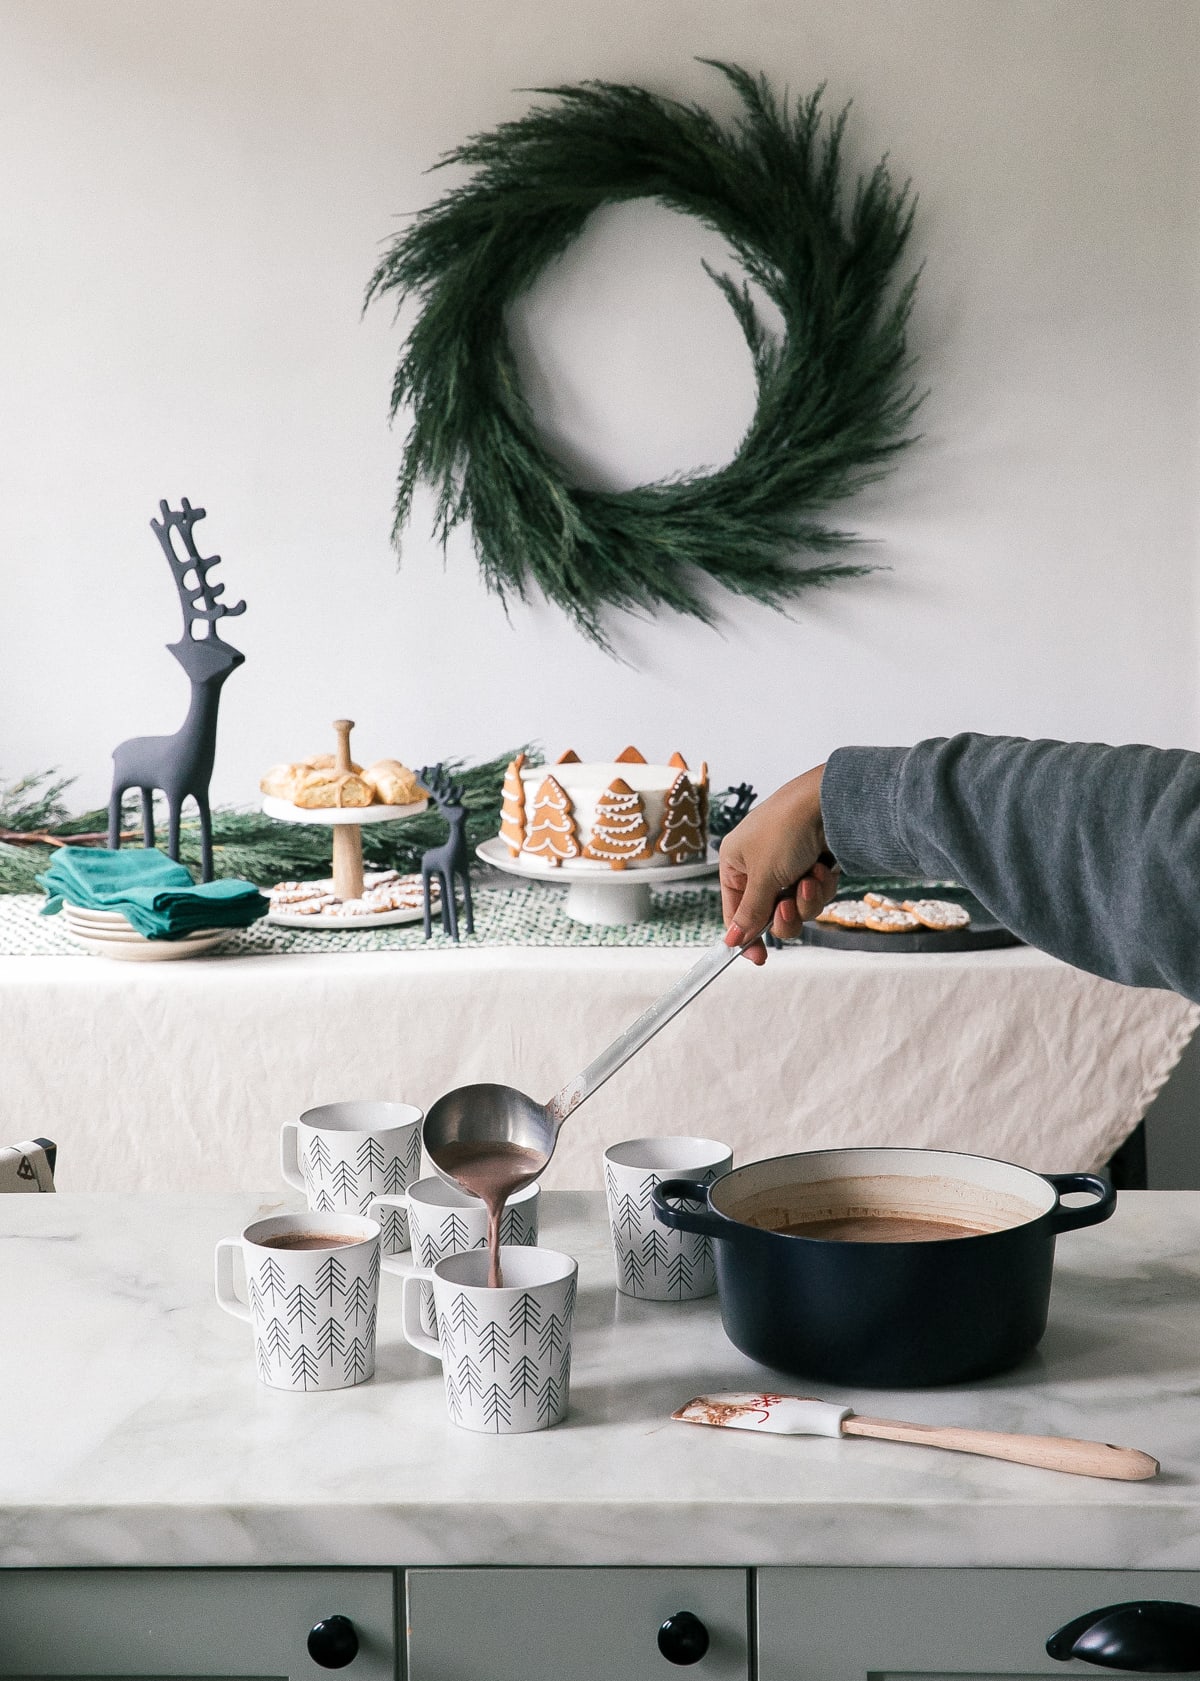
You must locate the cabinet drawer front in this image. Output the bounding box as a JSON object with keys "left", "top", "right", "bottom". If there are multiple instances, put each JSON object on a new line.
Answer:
{"left": 758, "top": 1568, "right": 1200, "bottom": 1680}
{"left": 0, "top": 1569, "right": 395, "bottom": 1679}
{"left": 407, "top": 1567, "right": 748, "bottom": 1681}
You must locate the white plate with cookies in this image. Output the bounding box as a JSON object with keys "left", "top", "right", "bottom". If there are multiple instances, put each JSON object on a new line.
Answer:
{"left": 265, "top": 871, "right": 437, "bottom": 929}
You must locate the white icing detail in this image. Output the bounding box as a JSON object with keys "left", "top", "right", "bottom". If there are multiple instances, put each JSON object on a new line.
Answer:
{"left": 903, "top": 899, "right": 972, "bottom": 928}
{"left": 816, "top": 899, "right": 872, "bottom": 925}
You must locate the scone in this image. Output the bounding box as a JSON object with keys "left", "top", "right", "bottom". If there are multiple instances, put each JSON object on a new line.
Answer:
{"left": 260, "top": 762, "right": 301, "bottom": 800}
{"left": 363, "top": 758, "right": 426, "bottom": 806}
{"left": 292, "top": 767, "right": 374, "bottom": 809}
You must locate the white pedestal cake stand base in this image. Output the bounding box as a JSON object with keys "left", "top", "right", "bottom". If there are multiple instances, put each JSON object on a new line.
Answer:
{"left": 476, "top": 836, "right": 718, "bottom": 925}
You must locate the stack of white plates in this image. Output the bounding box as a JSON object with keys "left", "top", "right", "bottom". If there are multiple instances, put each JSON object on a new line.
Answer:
{"left": 61, "top": 905, "right": 229, "bottom": 962}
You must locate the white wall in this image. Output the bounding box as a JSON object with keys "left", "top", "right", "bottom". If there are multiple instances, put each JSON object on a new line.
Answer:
{"left": 0, "top": 0, "right": 1197, "bottom": 811}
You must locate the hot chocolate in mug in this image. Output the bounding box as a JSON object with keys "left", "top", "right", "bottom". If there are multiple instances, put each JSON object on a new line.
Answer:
{"left": 369, "top": 1175, "right": 539, "bottom": 1337}
{"left": 402, "top": 1246, "right": 577, "bottom": 1434}
{"left": 215, "top": 1211, "right": 381, "bottom": 1392}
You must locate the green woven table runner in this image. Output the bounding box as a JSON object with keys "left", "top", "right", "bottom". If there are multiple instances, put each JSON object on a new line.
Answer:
{"left": 0, "top": 885, "right": 728, "bottom": 956}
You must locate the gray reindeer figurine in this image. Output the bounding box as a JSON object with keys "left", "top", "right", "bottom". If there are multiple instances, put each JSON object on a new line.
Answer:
{"left": 417, "top": 764, "right": 475, "bottom": 942}
{"left": 108, "top": 500, "right": 246, "bottom": 881}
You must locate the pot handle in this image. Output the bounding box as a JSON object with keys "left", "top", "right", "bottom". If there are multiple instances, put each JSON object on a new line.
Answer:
{"left": 1047, "top": 1599, "right": 1200, "bottom": 1670}
{"left": 652, "top": 1179, "right": 728, "bottom": 1241}
{"left": 1046, "top": 1172, "right": 1116, "bottom": 1233}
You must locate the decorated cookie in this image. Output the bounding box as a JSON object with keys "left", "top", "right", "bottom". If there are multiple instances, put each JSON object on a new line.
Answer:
{"left": 816, "top": 898, "right": 873, "bottom": 927}
{"left": 270, "top": 881, "right": 334, "bottom": 906}
{"left": 511, "top": 750, "right": 711, "bottom": 871}
{"left": 583, "top": 778, "right": 651, "bottom": 869}
{"left": 863, "top": 907, "right": 920, "bottom": 933}
{"left": 500, "top": 752, "right": 527, "bottom": 855}
{"left": 656, "top": 772, "right": 705, "bottom": 865}
{"left": 522, "top": 776, "right": 581, "bottom": 866}
{"left": 903, "top": 898, "right": 971, "bottom": 930}
{"left": 286, "top": 895, "right": 337, "bottom": 916}
{"left": 363, "top": 874, "right": 432, "bottom": 912}
{"left": 864, "top": 891, "right": 903, "bottom": 910}
{"left": 330, "top": 898, "right": 376, "bottom": 917}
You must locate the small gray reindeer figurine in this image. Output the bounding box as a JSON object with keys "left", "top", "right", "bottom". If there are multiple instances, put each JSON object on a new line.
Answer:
{"left": 418, "top": 764, "right": 475, "bottom": 942}
{"left": 108, "top": 500, "right": 246, "bottom": 881}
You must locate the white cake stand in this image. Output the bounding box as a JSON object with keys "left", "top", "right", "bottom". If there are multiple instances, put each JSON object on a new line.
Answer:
{"left": 262, "top": 794, "right": 430, "bottom": 927}
{"left": 476, "top": 835, "right": 718, "bottom": 925}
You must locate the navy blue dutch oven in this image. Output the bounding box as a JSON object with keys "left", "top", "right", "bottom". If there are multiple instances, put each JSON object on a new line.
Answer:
{"left": 651, "top": 1146, "right": 1115, "bottom": 1388}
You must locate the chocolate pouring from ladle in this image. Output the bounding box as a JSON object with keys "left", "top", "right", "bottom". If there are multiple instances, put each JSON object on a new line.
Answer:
{"left": 423, "top": 935, "right": 745, "bottom": 1188}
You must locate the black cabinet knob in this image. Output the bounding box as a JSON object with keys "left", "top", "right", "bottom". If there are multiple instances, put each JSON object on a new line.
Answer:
{"left": 1048, "top": 1601, "right": 1200, "bottom": 1672}
{"left": 307, "top": 1614, "right": 360, "bottom": 1669}
{"left": 658, "top": 1610, "right": 710, "bottom": 1665}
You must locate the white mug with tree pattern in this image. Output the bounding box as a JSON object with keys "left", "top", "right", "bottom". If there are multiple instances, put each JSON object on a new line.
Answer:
{"left": 215, "top": 1211, "right": 381, "bottom": 1392}
{"left": 369, "top": 1175, "right": 539, "bottom": 1336}
{"left": 402, "top": 1246, "right": 577, "bottom": 1434}
{"left": 605, "top": 1136, "right": 732, "bottom": 1301}
{"left": 280, "top": 1100, "right": 422, "bottom": 1257}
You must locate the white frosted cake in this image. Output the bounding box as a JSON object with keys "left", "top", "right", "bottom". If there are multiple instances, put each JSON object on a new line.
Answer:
{"left": 499, "top": 748, "right": 709, "bottom": 870}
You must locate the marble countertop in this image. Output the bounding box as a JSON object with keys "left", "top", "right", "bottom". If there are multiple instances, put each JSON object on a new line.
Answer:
{"left": 2, "top": 1189, "right": 1198, "bottom": 1570}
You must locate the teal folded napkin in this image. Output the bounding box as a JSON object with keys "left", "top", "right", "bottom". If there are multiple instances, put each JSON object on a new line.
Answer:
{"left": 38, "top": 847, "right": 267, "bottom": 940}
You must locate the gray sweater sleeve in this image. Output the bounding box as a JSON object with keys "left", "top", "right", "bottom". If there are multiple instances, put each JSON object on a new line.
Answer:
{"left": 821, "top": 734, "right": 1200, "bottom": 1002}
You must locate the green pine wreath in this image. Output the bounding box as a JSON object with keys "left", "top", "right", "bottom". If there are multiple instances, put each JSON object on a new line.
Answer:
{"left": 366, "top": 61, "right": 922, "bottom": 648}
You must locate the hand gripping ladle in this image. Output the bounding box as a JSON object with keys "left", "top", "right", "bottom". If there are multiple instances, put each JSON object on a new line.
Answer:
{"left": 423, "top": 935, "right": 744, "bottom": 1187}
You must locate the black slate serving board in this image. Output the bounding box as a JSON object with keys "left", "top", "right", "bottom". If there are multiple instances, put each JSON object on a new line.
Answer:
{"left": 799, "top": 887, "right": 1022, "bottom": 954}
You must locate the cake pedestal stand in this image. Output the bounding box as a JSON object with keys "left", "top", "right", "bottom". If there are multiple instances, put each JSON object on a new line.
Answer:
{"left": 262, "top": 795, "right": 430, "bottom": 927}
{"left": 476, "top": 836, "right": 718, "bottom": 925}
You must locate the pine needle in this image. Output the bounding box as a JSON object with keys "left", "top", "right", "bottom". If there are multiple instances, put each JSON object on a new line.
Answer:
{"left": 366, "top": 61, "right": 923, "bottom": 649}
{"left": 0, "top": 753, "right": 534, "bottom": 891}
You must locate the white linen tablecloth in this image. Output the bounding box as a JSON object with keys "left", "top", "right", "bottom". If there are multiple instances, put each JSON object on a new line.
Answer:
{"left": 1, "top": 945, "right": 1194, "bottom": 1193}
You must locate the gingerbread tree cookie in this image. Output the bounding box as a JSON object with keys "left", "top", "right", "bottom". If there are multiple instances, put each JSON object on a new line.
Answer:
{"left": 500, "top": 753, "right": 527, "bottom": 855}
{"left": 656, "top": 771, "right": 706, "bottom": 864}
{"left": 584, "top": 777, "right": 651, "bottom": 869}
{"left": 615, "top": 745, "right": 646, "bottom": 764}
{"left": 696, "top": 759, "right": 709, "bottom": 836}
{"left": 522, "top": 775, "right": 580, "bottom": 866}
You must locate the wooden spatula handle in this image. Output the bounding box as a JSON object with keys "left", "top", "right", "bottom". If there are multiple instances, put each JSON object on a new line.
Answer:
{"left": 844, "top": 1415, "right": 1158, "bottom": 1481}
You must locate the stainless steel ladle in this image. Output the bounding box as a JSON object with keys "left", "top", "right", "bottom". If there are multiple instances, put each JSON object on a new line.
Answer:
{"left": 423, "top": 935, "right": 744, "bottom": 1187}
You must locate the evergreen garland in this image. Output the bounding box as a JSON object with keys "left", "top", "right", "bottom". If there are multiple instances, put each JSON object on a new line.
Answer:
{"left": 366, "top": 61, "right": 922, "bottom": 648}
{"left": 0, "top": 753, "right": 527, "bottom": 894}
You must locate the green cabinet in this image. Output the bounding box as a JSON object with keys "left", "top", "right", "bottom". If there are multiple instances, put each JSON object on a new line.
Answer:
{"left": 757, "top": 1568, "right": 1200, "bottom": 1679}
{"left": 0, "top": 1570, "right": 396, "bottom": 1680}
{"left": 406, "top": 1567, "right": 750, "bottom": 1681}
{"left": 6, "top": 1563, "right": 1200, "bottom": 1679}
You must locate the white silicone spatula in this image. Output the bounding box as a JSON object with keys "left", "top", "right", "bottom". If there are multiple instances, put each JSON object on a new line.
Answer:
{"left": 672, "top": 1393, "right": 1159, "bottom": 1481}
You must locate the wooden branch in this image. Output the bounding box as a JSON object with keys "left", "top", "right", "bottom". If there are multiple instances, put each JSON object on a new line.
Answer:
{"left": 0, "top": 829, "right": 139, "bottom": 848}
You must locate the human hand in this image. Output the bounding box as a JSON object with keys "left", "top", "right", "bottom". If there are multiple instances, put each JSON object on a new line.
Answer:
{"left": 718, "top": 764, "right": 839, "bottom": 964}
